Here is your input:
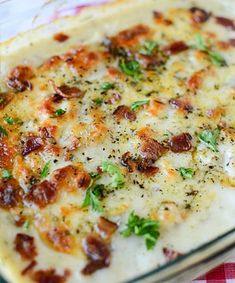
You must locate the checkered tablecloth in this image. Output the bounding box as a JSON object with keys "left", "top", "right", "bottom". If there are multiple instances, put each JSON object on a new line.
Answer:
{"left": 193, "top": 262, "right": 235, "bottom": 283}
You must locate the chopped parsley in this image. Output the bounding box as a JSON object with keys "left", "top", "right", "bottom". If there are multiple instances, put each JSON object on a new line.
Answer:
{"left": 119, "top": 59, "right": 141, "bottom": 80}
{"left": 131, "top": 100, "right": 150, "bottom": 111}
{"left": 139, "top": 40, "right": 158, "bottom": 55}
{"left": 101, "top": 161, "right": 125, "bottom": 189}
{"left": 53, "top": 108, "right": 66, "bottom": 117}
{"left": 198, "top": 128, "right": 220, "bottom": 152}
{"left": 100, "top": 82, "right": 114, "bottom": 92}
{"left": 195, "top": 35, "right": 226, "bottom": 67}
{"left": 2, "top": 169, "right": 12, "bottom": 179}
{"left": 23, "top": 219, "right": 30, "bottom": 230}
{"left": 0, "top": 126, "right": 8, "bottom": 137}
{"left": 82, "top": 183, "right": 104, "bottom": 212}
{"left": 179, "top": 167, "right": 194, "bottom": 179}
{"left": 89, "top": 172, "right": 99, "bottom": 179}
{"left": 40, "top": 161, "right": 51, "bottom": 178}
{"left": 121, "top": 211, "right": 160, "bottom": 250}
{"left": 4, "top": 116, "right": 23, "bottom": 125}
{"left": 93, "top": 98, "right": 103, "bottom": 106}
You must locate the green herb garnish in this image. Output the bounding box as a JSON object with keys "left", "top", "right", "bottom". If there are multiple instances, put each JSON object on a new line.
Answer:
{"left": 101, "top": 161, "right": 125, "bottom": 189}
{"left": 121, "top": 211, "right": 160, "bottom": 250}
{"left": 53, "top": 109, "right": 66, "bottom": 117}
{"left": 40, "top": 161, "right": 51, "bottom": 178}
{"left": 131, "top": 100, "right": 150, "bottom": 111}
{"left": 93, "top": 98, "right": 103, "bottom": 106}
{"left": 179, "top": 167, "right": 194, "bottom": 179}
{"left": 100, "top": 82, "right": 114, "bottom": 92}
{"left": 4, "top": 116, "right": 22, "bottom": 125}
{"left": 2, "top": 169, "right": 12, "bottom": 179}
{"left": 119, "top": 59, "right": 141, "bottom": 80}
{"left": 89, "top": 172, "right": 99, "bottom": 179}
{"left": 0, "top": 126, "right": 8, "bottom": 137}
{"left": 139, "top": 40, "right": 158, "bottom": 56}
{"left": 195, "top": 35, "right": 226, "bottom": 67}
{"left": 82, "top": 183, "right": 104, "bottom": 212}
{"left": 198, "top": 128, "right": 220, "bottom": 152}
{"left": 23, "top": 219, "right": 30, "bottom": 230}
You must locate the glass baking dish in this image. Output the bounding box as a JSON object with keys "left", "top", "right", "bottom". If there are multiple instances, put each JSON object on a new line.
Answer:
{"left": 1, "top": 0, "right": 235, "bottom": 282}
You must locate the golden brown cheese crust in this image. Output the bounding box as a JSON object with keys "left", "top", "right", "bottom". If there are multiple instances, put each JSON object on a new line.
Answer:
{"left": 0, "top": 1, "right": 235, "bottom": 282}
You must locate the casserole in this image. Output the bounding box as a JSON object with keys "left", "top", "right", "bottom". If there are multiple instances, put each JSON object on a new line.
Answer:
{"left": 0, "top": 0, "right": 235, "bottom": 282}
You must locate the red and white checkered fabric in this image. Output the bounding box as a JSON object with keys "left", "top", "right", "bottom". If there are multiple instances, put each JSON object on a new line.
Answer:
{"left": 193, "top": 262, "right": 235, "bottom": 283}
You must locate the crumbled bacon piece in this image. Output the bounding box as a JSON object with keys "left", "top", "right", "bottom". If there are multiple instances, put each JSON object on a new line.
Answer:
{"left": 137, "top": 159, "right": 159, "bottom": 177}
{"left": 25, "top": 180, "right": 57, "bottom": 208}
{"left": 121, "top": 152, "right": 137, "bottom": 173}
{"left": 0, "top": 92, "right": 13, "bottom": 110}
{"left": 6, "top": 65, "right": 34, "bottom": 92}
{"left": 187, "top": 71, "right": 203, "bottom": 92}
{"left": 14, "top": 233, "right": 37, "bottom": 260}
{"left": 215, "top": 16, "right": 235, "bottom": 30}
{"left": 169, "top": 98, "right": 193, "bottom": 112}
{"left": 0, "top": 179, "right": 22, "bottom": 210}
{"left": 52, "top": 165, "right": 91, "bottom": 191}
{"left": 15, "top": 215, "right": 26, "bottom": 227}
{"left": 21, "top": 260, "right": 37, "bottom": 275}
{"left": 163, "top": 247, "right": 182, "bottom": 261}
{"left": 107, "top": 93, "right": 122, "bottom": 104}
{"left": 163, "top": 41, "right": 188, "bottom": 55}
{"left": 111, "top": 24, "right": 150, "bottom": 47}
{"left": 39, "top": 126, "right": 57, "bottom": 139}
{"left": 45, "top": 227, "right": 74, "bottom": 253}
{"left": 113, "top": 105, "right": 136, "bottom": 122}
{"left": 22, "top": 136, "right": 44, "bottom": 157}
{"left": 50, "top": 80, "right": 84, "bottom": 99}
{"left": 81, "top": 235, "right": 110, "bottom": 275}
{"left": 40, "top": 55, "right": 62, "bottom": 70}
{"left": 0, "top": 138, "right": 15, "bottom": 169}
{"left": 169, "top": 133, "right": 192, "bottom": 153}
{"left": 139, "top": 138, "right": 167, "bottom": 161}
{"left": 136, "top": 53, "right": 167, "bottom": 69}
{"left": 189, "top": 7, "right": 211, "bottom": 23}
{"left": 53, "top": 32, "right": 69, "bottom": 42}
{"left": 96, "top": 217, "right": 118, "bottom": 239}
{"left": 229, "top": 39, "right": 235, "bottom": 47}
{"left": 32, "top": 269, "right": 69, "bottom": 283}
{"left": 153, "top": 11, "right": 173, "bottom": 25}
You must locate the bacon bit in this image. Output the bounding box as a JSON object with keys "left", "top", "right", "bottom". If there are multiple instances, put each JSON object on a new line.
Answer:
{"left": 147, "top": 100, "right": 165, "bottom": 116}
{"left": 206, "top": 107, "right": 225, "bottom": 119}
{"left": 6, "top": 65, "right": 34, "bottom": 92}
{"left": 137, "top": 160, "right": 159, "bottom": 177}
{"left": 107, "top": 67, "right": 120, "bottom": 78}
{"left": 139, "top": 138, "right": 167, "bottom": 161}
{"left": 153, "top": 11, "right": 173, "bottom": 25}
{"left": 113, "top": 105, "right": 136, "bottom": 122}
{"left": 64, "top": 47, "right": 99, "bottom": 75}
{"left": 0, "top": 138, "right": 15, "bottom": 169}
{"left": 169, "top": 133, "right": 192, "bottom": 153}
{"left": 81, "top": 235, "right": 110, "bottom": 275}
{"left": 0, "top": 92, "right": 13, "bottom": 110}
{"left": 53, "top": 32, "right": 69, "bottom": 42}
{"left": 121, "top": 152, "right": 137, "bottom": 173}
{"left": 96, "top": 217, "right": 118, "bottom": 239}
{"left": 21, "top": 260, "right": 37, "bottom": 275}
{"left": 15, "top": 215, "right": 26, "bottom": 227}
{"left": 39, "top": 126, "right": 57, "bottom": 139}
{"left": 107, "top": 93, "right": 122, "bottom": 104}
{"left": 163, "top": 41, "right": 188, "bottom": 55}
{"left": 215, "top": 16, "right": 235, "bottom": 30}
{"left": 52, "top": 165, "right": 91, "bottom": 191}
{"left": 22, "top": 136, "right": 44, "bottom": 156}
{"left": 169, "top": 98, "right": 193, "bottom": 112}
{"left": 217, "top": 41, "right": 230, "bottom": 50}
{"left": 45, "top": 227, "right": 74, "bottom": 253}
{"left": 163, "top": 247, "right": 182, "bottom": 261}
{"left": 50, "top": 80, "right": 84, "bottom": 99}
{"left": 189, "top": 7, "right": 211, "bottom": 23}
{"left": 40, "top": 55, "right": 62, "bottom": 70}
{"left": 32, "top": 269, "right": 70, "bottom": 283}
{"left": 187, "top": 73, "right": 203, "bottom": 93}
{"left": 0, "top": 179, "right": 22, "bottom": 209}
{"left": 25, "top": 180, "right": 57, "bottom": 208}
{"left": 136, "top": 53, "right": 166, "bottom": 69}
{"left": 111, "top": 24, "right": 150, "bottom": 47}
{"left": 14, "top": 233, "right": 37, "bottom": 260}
{"left": 229, "top": 39, "right": 235, "bottom": 47}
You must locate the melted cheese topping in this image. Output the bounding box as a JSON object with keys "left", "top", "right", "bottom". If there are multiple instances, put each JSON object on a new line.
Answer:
{"left": 0, "top": 0, "right": 235, "bottom": 282}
